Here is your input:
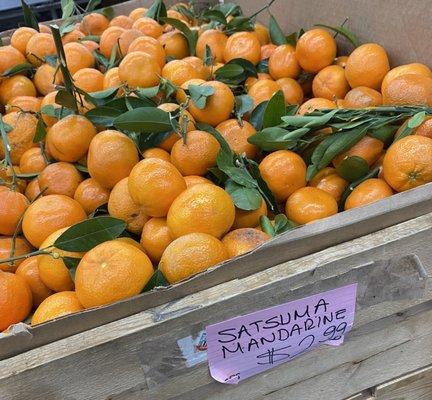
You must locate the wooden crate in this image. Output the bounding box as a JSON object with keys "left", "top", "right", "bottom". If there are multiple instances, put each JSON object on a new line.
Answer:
{"left": 2, "top": 212, "right": 432, "bottom": 399}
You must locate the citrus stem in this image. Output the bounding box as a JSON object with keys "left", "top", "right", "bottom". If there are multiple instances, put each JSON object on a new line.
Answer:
{"left": 0, "top": 249, "right": 49, "bottom": 265}
{"left": 249, "top": 0, "right": 277, "bottom": 19}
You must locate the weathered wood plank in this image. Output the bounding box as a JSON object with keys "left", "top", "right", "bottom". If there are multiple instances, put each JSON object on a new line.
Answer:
{"left": 1, "top": 214, "right": 432, "bottom": 399}
{"left": 3, "top": 184, "right": 432, "bottom": 360}
{"left": 374, "top": 365, "right": 432, "bottom": 399}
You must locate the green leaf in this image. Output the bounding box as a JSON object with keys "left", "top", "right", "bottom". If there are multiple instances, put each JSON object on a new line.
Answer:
{"left": 273, "top": 214, "right": 296, "bottom": 234}
{"left": 33, "top": 118, "right": 47, "bottom": 143}
{"left": 136, "top": 85, "right": 160, "bottom": 99}
{"left": 248, "top": 127, "right": 309, "bottom": 151}
{"left": 269, "top": 14, "right": 287, "bottom": 45}
{"left": 263, "top": 90, "right": 286, "bottom": 128}
{"left": 203, "top": 9, "right": 227, "bottom": 25}
{"left": 15, "top": 172, "right": 39, "bottom": 179}
{"left": 249, "top": 100, "right": 268, "bottom": 131}
{"left": 1, "top": 63, "right": 34, "bottom": 77}
{"left": 55, "top": 90, "right": 78, "bottom": 111}
{"left": 85, "top": 87, "right": 119, "bottom": 107}
{"left": 394, "top": 111, "right": 427, "bottom": 142}
{"left": 93, "top": 50, "right": 109, "bottom": 69}
{"left": 60, "top": 0, "right": 75, "bottom": 19}
{"left": 100, "top": 7, "right": 114, "bottom": 21}
{"left": 108, "top": 41, "right": 119, "bottom": 69}
{"left": 52, "top": 216, "right": 126, "bottom": 252}
{"left": 88, "top": 202, "right": 108, "bottom": 218}
{"left": 235, "top": 95, "right": 254, "bottom": 121}
{"left": 74, "top": 163, "right": 88, "bottom": 174}
{"left": 244, "top": 157, "right": 280, "bottom": 214}
{"left": 79, "top": 35, "right": 100, "bottom": 43}
{"left": 62, "top": 256, "right": 81, "bottom": 269}
{"left": 85, "top": 106, "right": 123, "bottom": 126}
{"left": 138, "top": 131, "right": 173, "bottom": 150}
{"left": 196, "top": 122, "right": 234, "bottom": 166}
{"left": 214, "top": 58, "right": 257, "bottom": 84}
{"left": 145, "top": 0, "right": 167, "bottom": 23}
{"left": 203, "top": 45, "right": 213, "bottom": 67}
{"left": 142, "top": 269, "right": 168, "bottom": 291}
{"left": 285, "top": 31, "right": 297, "bottom": 46}
{"left": 114, "top": 107, "right": 172, "bottom": 133}
{"left": 40, "top": 104, "right": 74, "bottom": 119}
{"left": 106, "top": 95, "right": 155, "bottom": 111}
{"left": 225, "top": 179, "right": 262, "bottom": 210}
{"left": 315, "top": 23, "right": 360, "bottom": 48}
{"left": 224, "top": 16, "right": 254, "bottom": 34}
{"left": 256, "top": 58, "right": 269, "bottom": 73}
{"left": 336, "top": 156, "right": 369, "bottom": 182}
{"left": 368, "top": 124, "right": 398, "bottom": 146}
{"left": 215, "top": 63, "right": 244, "bottom": 79}
{"left": 21, "top": 0, "right": 39, "bottom": 31}
{"left": 260, "top": 215, "right": 275, "bottom": 237}
{"left": 85, "top": 0, "right": 102, "bottom": 12}
{"left": 213, "top": 2, "right": 241, "bottom": 17}
{"left": 188, "top": 84, "right": 215, "bottom": 109}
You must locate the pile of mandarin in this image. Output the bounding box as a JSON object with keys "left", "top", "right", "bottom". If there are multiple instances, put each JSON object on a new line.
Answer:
{"left": 1, "top": 0, "right": 432, "bottom": 332}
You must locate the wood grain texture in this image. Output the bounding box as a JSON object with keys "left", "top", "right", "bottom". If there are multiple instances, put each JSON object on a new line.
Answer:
{"left": 374, "top": 365, "right": 432, "bottom": 400}
{"left": 2, "top": 214, "right": 432, "bottom": 399}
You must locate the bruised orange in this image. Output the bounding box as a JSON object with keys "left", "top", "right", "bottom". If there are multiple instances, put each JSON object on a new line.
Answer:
{"left": 108, "top": 177, "right": 148, "bottom": 235}
{"left": 222, "top": 228, "right": 270, "bottom": 258}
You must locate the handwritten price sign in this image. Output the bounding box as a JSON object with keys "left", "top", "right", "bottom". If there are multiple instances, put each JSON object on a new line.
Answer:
{"left": 206, "top": 283, "right": 357, "bottom": 384}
